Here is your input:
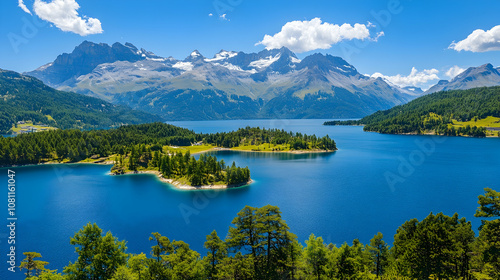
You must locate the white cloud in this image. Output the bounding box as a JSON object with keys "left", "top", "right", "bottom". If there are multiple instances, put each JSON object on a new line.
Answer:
{"left": 219, "top": 14, "right": 229, "bottom": 21}
{"left": 18, "top": 0, "right": 32, "bottom": 14}
{"left": 373, "top": 31, "right": 385, "bottom": 42}
{"left": 449, "top": 25, "right": 500, "bottom": 52}
{"left": 370, "top": 67, "right": 440, "bottom": 89}
{"left": 256, "top": 18, "right": 378, "bottom": 53}
{"left": 445, "top": 65, "right": 465, "bottom": 79}
{"left": 208, "top": 13, "right": 213, "bottom": 17}
{"left": 33, "top": 0, "right": 103, "bottom": 36}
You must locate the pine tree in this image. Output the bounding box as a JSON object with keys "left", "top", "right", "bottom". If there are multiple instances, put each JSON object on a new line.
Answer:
{"left": 368, "top": 232, "right": 389, "bottom": 278}
{"left": 204, "top": 230, "right": 227, "bottom": 279}
{"left": 19, "top": 252, "right": 48, "bottom": 278}
{"left": 63, "top": 223, "right": 127, "bottom": 280}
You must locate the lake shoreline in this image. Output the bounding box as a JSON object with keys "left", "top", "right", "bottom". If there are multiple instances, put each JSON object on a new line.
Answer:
{"left": 374, "top": 131, "right": 499, "bottom": 138}
{"left": 0, "top": 147, "right": 335, "bottom": 169}
{"left": 202, "top": 147, "right": 336, "bottom": 154}
{"left": 2, "top": 160, "right": 253, "bottom": 190}
{"left": 326, "top": 125, "right": 499, "bottom": 138}
{"left": 111, "top": 169, "right": 254, "bottom": 190}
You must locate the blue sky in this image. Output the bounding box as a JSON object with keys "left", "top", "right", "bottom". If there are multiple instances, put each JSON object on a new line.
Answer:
{"left": 1, "top": 0, "right": 500, "bottom": 89}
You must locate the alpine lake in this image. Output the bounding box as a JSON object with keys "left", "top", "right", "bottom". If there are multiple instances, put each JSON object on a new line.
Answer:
{"left": 3, "top": 119, "right": 500, "bottom": 279}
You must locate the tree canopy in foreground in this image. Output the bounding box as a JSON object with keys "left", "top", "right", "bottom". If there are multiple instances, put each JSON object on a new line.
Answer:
{"left": 19, "top": 188, "right": 500, "bottom": 280}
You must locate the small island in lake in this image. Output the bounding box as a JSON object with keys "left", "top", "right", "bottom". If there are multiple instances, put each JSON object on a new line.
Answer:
{"left": 0, "top": 122, "right": 336, "bottom": 189}
{"left": 110, "top": 150, "right": 252, "bottom": 190}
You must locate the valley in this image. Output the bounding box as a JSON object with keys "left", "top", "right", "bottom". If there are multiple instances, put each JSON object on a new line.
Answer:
{"left": 25, "top": 41, "right": 419, "bottom": 120}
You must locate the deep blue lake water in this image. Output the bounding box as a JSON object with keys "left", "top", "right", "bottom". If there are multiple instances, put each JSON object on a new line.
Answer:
{"left": 2, "top": 119, "right": 500, "bottom": 279}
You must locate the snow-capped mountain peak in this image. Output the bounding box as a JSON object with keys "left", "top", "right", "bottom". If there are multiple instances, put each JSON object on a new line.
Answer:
{"left": 25, "top": 40, "right": 419, "bottom": 121}
{"left": 184, "top": 50, "right": 205, "bottom": 62}
{"left": 190, "top": 50, "right": 202, "bottom": 57}
{"left": 204, "top": 50, "right": 238, "bottom": 62}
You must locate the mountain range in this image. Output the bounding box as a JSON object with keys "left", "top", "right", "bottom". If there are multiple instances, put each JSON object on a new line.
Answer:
{"left": 26, "top": 41, "right": 420, "bottom": 120}
{"left": 426, "top": 63, "right": 500, "bottom": 94}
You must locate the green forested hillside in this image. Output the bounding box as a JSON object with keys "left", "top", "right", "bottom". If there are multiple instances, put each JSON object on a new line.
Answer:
{"left": 325, "top": 86, "right": 500, "bottom": 137}
{"left": 0, "top": 69, "right": 162, "bottom": 134}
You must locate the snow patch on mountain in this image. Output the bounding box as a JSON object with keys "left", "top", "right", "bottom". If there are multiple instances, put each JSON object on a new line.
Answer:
{"left": 214, "top": 62, "right": 257, "bottom": 73}
{"left": 172, "top": 61, "right": 194, "bottom": 71}
{"left": 205, "top": 50, "right": 238, "bottom": 62}
{"left": 249, "top": 54, "right": 281, "bottom": 69}
{"left": 146, "top": 57, "right": 167, "bottom": 62}
{"left": 37, "top": 62, "right": 53, "bottom": 71}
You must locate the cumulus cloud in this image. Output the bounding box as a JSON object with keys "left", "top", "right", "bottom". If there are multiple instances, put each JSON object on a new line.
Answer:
{"left": 370, "top": 67, "right": 440, "bottom": 88}
{"left": 256, "top": 18, "right": 377, "bottom": 53}
{"left": 32, "top": 0, "right": 103, "bottom": 36}
{"left": 449, "top": 25, "right": 500, "bottom": 52}
{"left": 219, "top": 13, "right": 229, "bottom": 21}
{"left": 18, "top": 0, "right": 32, "bottom": 14}
{"left": 208, "top": 13, "right": 213, "bottom": 17}
{"left": 445, "top": 65, "right": 465, "bottom": 79}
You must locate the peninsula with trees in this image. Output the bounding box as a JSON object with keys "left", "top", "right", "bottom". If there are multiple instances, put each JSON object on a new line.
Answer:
{"left": 0, "top": 122, "right": 336, "bottom": 188}
{"left": 325, "top": 86, "right": 500, "bottom": 137}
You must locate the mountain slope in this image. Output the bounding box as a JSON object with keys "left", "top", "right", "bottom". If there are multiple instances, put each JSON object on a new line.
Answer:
{"left": 326, "top": 86, "right": 500, "bottom": 137}
{"left": 0, "top": 69, "right": 162, "bottom": 134}
{"left": 426, "top": 64, "right": 500, "bottom": 94}
{"left": 26, "top": 41, "right": 419, "bottom": 120}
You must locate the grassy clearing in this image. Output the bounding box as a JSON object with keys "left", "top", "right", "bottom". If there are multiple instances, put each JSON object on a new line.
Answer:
{"left": 78, "top": 155, "right": 115, "bottom": 163}
{"left": 162, "top": 143, "right": 330, "bottom": 154}
{"left": 452, "top": 116, "right": 500, "bottom": 128}
{"left": 10, "top": 120, "right": 57, "bottom": 133}
{"left": 163, "top": 144, "right": 214, "bottom": 154}
{"left": 452, "top": 116, "right": 500, "bottom": 136}
{"left": 231, "top": 143, "right": 292, "bottom": 152}
{"left": 79, "top": 158, "right": 98, "bottom": 163}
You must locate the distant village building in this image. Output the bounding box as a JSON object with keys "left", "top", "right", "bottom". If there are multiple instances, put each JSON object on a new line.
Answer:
{"left": 20, "top": 126, "right": 37, "bottom": 133}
